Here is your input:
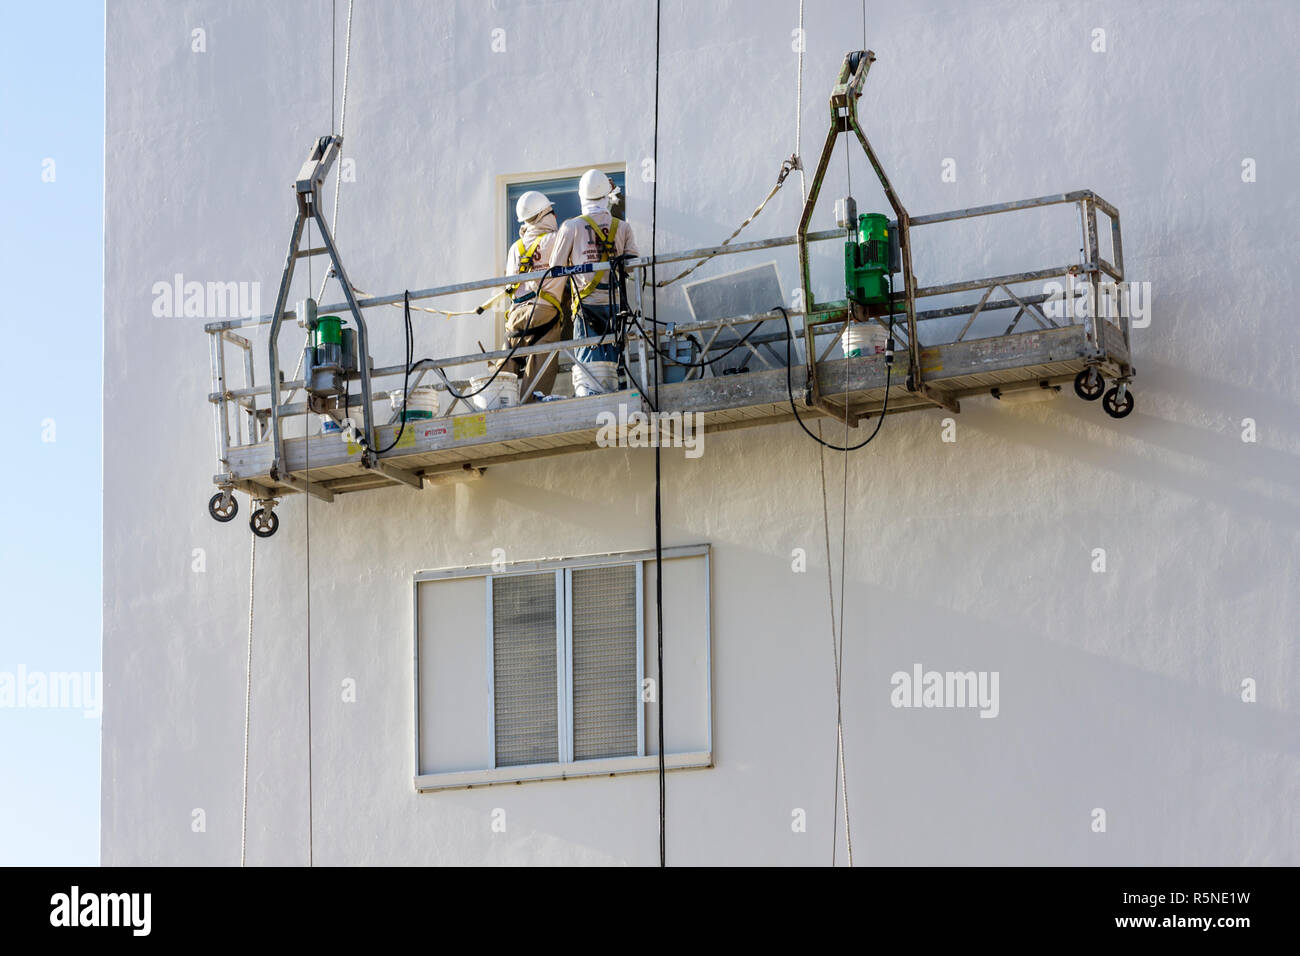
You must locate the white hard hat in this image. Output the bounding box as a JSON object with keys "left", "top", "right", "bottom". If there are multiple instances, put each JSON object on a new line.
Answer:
{"left": 515, "top": 190, "right": 553, "bottom": 223}
{"left": 578, "top": 168, "right": 613, "bottom": 201}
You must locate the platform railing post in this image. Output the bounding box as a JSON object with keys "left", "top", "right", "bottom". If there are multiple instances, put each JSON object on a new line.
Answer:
{"left": 1109, "top": 209, "right": 1130, "bottom": 358}
{"left": 1084, "top": 197, "right": 1102, "bottom": 357}
{"left": 209, "top": 330, "right": 229, "bottom": 471}
{"left": 266, "top": 208, "right": 306, "bottom": 480}
{"left": 239, "top": 338, "right": 256, "bottom": 445}
{"left": 633, "top": 264, "right": 652, "bottom": 398}
{"left": 311, "top": 203, "right": 377, "bottom": 465}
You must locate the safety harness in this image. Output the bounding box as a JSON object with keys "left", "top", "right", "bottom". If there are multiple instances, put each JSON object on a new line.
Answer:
{"left": 573, "top": 215, "right": 621, "bottom": 300}
{"left": 502, "top": 236, "right": 564, "bottom": 349}
{"left": 508, "top": 236, "right": 565, "bottom": 313}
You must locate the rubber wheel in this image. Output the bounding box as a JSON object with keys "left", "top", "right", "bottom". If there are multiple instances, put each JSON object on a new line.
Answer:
{"left": 250, "top": 508, "right": 279, "bottom": 538}
{"left": 1074, "top": 368, "right": 1105, "bottom": 401}
{"left": 1103, "top": 386, "right": 1134, "bottom": 419}
{"left": 208, "top": 492, "right": 238, "bottom": 522}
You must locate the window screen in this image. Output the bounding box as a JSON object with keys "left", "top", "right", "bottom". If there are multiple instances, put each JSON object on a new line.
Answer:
{"left": 492, "top": 573, "right": 558, "bottom": 767}
{"left": 570, "top": 565, "right": 639, "bottom": 760}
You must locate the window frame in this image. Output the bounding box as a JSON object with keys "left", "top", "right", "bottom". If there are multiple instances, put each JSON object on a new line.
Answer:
{"left": 412, "top": 545, "right": 712, "bottom": 792}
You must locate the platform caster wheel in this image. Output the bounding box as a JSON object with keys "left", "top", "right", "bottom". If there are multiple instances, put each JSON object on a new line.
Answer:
{"left": 250, "top": 508, "right": 280, "bottom": 538}
{"left": 1102, "top": 385, "right": 1134, "bottom": 419}
{"left": 208, "top": 492, "right": 238, "bottom": 522}
{"left": 1074, "top": 368, "right": 1105, "bottom": 401}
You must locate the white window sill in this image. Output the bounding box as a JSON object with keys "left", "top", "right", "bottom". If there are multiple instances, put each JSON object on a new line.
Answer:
{"left": 414, "top": 750, "right": 712, "bottom": 792}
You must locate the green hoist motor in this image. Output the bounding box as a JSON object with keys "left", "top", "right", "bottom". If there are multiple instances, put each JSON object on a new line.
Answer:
{"left": 313, "top": 314, "right": 344, "bottom": 361}
{"left": 305, "top": 314, "right": 356, "bottom": 396}
{"left": 845, "top": 212, "right": 892, "bottom": 306}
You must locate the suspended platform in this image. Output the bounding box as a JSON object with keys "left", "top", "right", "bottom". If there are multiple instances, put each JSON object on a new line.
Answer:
{"left": 218, "top": 312, "right": 1131, "bottom": 500}
{"left": 205, "top": 187, "right": 1134, "bottom": 523}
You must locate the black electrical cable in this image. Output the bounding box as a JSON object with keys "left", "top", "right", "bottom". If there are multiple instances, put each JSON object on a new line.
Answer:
{"left": 564, "top": 248, "right": 660, "bottom": 410}
{"left": 414, "top": 265, "right": 565, "bottom": 404}
{"left": 651, "top": 0, "right": 666, "bottom": 870}
{"left": 776, "top": 304, "right": 895, "bottom": 451}
{"left": 628, "top": 310, "right": 765, "bottom": 370}
{"left": 613, "top": 261, "right": 658, "bottom": 407}
{"left": 374, "top": 291, "right": 414, "bottom": 454}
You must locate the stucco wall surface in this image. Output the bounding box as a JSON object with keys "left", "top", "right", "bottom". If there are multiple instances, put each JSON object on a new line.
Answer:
{"left": 103, "top": 0, "right": 1299, "bottom": 865}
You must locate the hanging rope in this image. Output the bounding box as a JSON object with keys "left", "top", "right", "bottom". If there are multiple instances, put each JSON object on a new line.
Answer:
{"left": 819, "top": 423, "right": 854, "bottom": 866}
{"left": 643, "top": 155, "right": 799, "bottom": 289}
{"left": 305, "top": 394, "right": 315, "bottom": 867}
{"left": 796, "top": 0, "right": 806, "bottom": 201}
{"left": 316, "top": 0, "right": 354, "bottom": 302}
{"left": 347, "top": 283, "right": 506, "bottom": 319}
{"left": 837, "top": 331, "right": 854, "bottom": 866}
{"left": 240, "top": 530, "right": 256, "bottom": 867}
{"left": 652, "top": 0, "right": 666, "bottom": 870}
{"left": 286, "top": 0, "right": 354, "bottom": 405}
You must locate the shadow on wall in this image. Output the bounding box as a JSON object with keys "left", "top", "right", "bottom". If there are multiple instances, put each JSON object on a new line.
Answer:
{"left": 345, "top": 352, "right": 1299, "bottom": 864}
{"left": 959, "top": 371, "right": 1300, "bottom": 532}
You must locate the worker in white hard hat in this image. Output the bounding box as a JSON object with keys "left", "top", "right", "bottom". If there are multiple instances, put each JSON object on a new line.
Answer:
{"left": 549, "top": 169, "right": 638, "bottom": 377}
{"left": 498, "top": 190, "right": 570, "bottom": 401}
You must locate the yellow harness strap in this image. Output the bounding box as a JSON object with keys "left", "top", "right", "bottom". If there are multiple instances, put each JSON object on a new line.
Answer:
{"left": 509, "top": 236, "right": 563, "bottom": 312}
{"left": 574, "top": 216, "right": 620, "bottom": 300}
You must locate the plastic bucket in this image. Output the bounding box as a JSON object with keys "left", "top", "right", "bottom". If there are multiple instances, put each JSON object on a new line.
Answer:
{"left": 841, "top": 322, "right": 888, "bottom": 358}
{"left": 389, "top": 385, "right": 439, "bottom": 421}
{"left": 470, "top": 371, "right": 518, "bottom": 411}
{"left": 573, "top": 360, "right": 619, "bottom": 397}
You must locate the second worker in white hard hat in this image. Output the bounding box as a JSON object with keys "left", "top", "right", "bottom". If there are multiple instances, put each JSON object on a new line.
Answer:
{"left": 549, "top": 169, "right": 638, "bottom": 387}
{"left": 499, "top": 190, "right": 570, "bottom": 401}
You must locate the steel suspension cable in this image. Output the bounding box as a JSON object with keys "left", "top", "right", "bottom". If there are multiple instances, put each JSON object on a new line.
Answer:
{"left": 651, "top": 0, "right": 666, "bottom": 870}
{"left": 240, "top": 531, "right": 256, "bottom": 867}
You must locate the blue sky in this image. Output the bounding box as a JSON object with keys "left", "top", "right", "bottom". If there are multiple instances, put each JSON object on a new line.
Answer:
{"left": 0, "top": 1, "right": 103, "bottom": 865}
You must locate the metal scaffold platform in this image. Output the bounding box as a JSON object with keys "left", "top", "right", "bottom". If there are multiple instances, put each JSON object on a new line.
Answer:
{"left": 203, "top": 52, "right": 1135, "bottom": 536}
{"left": 205, "top": 189, "right": 1132, "bottom": 506}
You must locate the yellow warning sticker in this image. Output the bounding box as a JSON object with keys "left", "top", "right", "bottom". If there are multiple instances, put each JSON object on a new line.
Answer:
{"left": 921, "top": 348, "right": 943, "bottom": 373}
{"left": 454, "top": 413, "right": 487, "bottom": 440}
{"left": 393, "top": 426, "right": 416, "bottom": 449}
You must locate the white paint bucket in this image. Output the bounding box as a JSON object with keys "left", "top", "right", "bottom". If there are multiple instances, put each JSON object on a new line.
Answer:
{"left": 389, "top": 385, "right": 439, "bottom": 421}
{"left": 470, "top": 371, "right": 518, "bottom": 411}
{"left": 320, "top": 406, "right": 359, "bottom": 434}
{"left": 841, "top": 322, "right": 888, "bottom": 358}
{"left": 572, "top": 360, "right": 619, "bottom": 397}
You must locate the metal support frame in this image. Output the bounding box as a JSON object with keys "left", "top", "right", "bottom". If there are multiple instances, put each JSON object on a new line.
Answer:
{"left": 263, "top": 135, "right": 420, "bottom": 498}
{"left": 794, "top": 50, "right": 939, "bottom": 422}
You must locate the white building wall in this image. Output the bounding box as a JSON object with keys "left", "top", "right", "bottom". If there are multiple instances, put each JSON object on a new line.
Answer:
{"left": 103, "top": 0, "right": 1300, "bottom": 865}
